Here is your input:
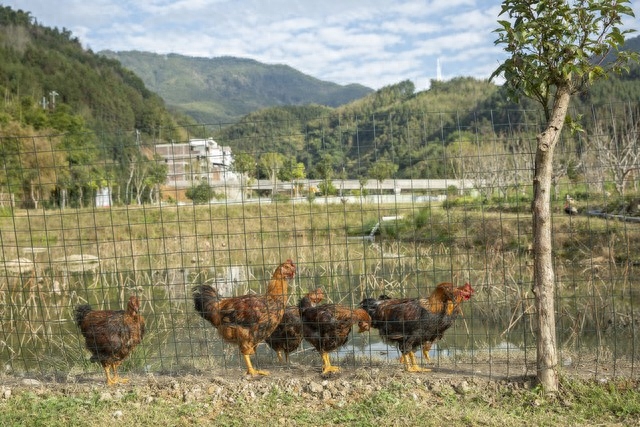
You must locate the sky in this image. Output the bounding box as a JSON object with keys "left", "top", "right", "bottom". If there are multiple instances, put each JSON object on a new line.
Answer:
{"left": 5, "top": 0, "right": 640, "bottom": 91}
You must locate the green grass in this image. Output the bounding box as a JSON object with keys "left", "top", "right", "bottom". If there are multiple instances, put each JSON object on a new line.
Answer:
{"left": 1, "top": 378, "right": 639, "bottom": 426}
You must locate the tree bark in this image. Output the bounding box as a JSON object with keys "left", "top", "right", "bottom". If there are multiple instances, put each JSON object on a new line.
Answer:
{"left": 532, "top": 88, "right": 571, "bottom": 393}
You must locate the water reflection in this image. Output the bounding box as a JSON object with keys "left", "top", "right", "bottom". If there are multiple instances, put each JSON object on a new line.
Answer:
{"left": 335, "top": 333, "right": 523, "bottom": 362}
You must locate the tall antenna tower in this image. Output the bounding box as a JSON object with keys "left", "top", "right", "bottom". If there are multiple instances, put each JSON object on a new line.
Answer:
{"left": 436, "top": 58, "right": 442, "bottom": 81}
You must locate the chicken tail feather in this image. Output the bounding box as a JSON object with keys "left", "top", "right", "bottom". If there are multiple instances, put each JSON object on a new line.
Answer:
{"left": 74, "top": 304, "right": 93, "bottom": 326}
{"left": 192, "top": 285, "right": 220, "bottom": 322}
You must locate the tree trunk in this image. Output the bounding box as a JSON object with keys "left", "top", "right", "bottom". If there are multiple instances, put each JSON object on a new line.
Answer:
{"left": 532, "top": 89, "right": 571, "bottom": 394}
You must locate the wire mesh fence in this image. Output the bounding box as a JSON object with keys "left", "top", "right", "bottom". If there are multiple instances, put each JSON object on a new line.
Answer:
{"left": 1, "top": 102, "right": 639, "bottom": 380}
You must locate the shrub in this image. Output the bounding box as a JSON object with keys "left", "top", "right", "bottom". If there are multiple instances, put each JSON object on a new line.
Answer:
{"left": 185, "top": 181, "right": 216, "bottom": 204}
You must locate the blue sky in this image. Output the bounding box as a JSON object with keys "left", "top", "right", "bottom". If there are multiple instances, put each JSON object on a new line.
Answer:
{"left": 5, "top": 0, "right": 640, "bottom": 90}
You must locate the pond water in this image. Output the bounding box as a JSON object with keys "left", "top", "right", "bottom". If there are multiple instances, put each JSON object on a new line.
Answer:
{"left": 2, "top": 264, "right": 639, "bottom": 376}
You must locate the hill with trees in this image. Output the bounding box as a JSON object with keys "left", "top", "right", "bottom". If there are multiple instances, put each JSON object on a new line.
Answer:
{"left": 212, "top": 51, "right": 640, "bottom": 188}
{"left": 0, "top": 6, "right": 198, "bottom": 208}
{"left": 100, "top": 51, "right": 374, "bottom": 125}
{"left": 0, "top": 7, "right": 196, "bottom": 136}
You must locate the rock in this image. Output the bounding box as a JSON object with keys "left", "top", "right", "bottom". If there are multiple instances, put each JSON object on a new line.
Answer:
{"left": 113, "top": 410, "right": 123, "bottom": 419}
{"left": 2, "top": 388, "right": 11, "bottom": 399}
{"left": 99, "top": 392, "right": 113, "bottom": 401}
{"left": 22, "top": 379, "right": 41, "bottom": 386}
{"left": 429, "top": 382, "right": 442, "bottom": 395}
{"left": 454, "top": 380, "right": 471, "bottom": 395}
{"left": 208, "top": 385, "right": 223, "bottom": 396}
{"left": 307, "top": 381, "right": 324, "bottom": 394}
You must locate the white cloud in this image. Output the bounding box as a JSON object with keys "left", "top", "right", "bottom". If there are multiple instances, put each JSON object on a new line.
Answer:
{"left": 6, "top": 0, "right": 639, "bottom": 90}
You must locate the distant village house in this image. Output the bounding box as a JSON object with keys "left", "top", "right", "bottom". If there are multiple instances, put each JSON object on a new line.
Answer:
{"left": 154, "top": 138, "right": 238, "bottom": 200}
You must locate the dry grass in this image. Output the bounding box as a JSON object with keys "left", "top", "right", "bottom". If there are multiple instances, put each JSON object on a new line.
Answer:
{"left": 1, "top": 200, "right": 639, "bottom": 375}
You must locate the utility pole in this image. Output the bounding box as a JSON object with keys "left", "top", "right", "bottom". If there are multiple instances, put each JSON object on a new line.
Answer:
{"left": 49, "top": 91, "right": 59, "bottom": 109}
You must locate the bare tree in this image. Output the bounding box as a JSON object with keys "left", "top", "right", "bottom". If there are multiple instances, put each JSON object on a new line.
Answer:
{"left": 461, "top": 137, "right": 532, "bottom": 200}
{"left": 589, "top": 110, "right": 640, "bottom": 197}
{"left": 231, "top": 153, "right": 256, "bottom": 201}
{"left": 260, "top": 152, "right": 285, "bottom": 196}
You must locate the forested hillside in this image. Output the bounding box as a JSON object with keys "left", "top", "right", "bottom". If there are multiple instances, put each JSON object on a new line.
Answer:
{"left": 101, "top": 51, "right": 373, "bottom": 125}
{"left": 0, "top": 6, "right": 197, "bottom": 208}
{"left": 0, "top": 7, "right": 195, "bottom": 136}
{"left": 212, "top": 41, "right": 640, "bottom": 182}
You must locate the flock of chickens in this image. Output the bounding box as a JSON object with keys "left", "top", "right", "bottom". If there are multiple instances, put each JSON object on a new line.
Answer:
{"left": 74, "top": 259, "right": 475, "bottom": 385}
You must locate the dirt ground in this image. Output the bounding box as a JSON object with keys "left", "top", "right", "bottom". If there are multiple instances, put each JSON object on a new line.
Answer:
{"left": 1, "top": 351, "right": 636, "bottom": 403}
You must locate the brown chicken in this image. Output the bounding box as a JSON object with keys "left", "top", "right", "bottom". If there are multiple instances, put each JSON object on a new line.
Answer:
{"left": 299, "top": 293, "right": 371, "bottom": 374}
{"left": 265, "top": 288, "right": 325, "bottom": 363}
{"left": 74, "top": 295, "right": 146, "bottom": 386}
{"left": 360, "top": 282, "right": 474, "bottom": 372}
{"left": 192, "top": 259, "right": 296, "bottom": 376}
{"left": 420, "top": 283, "right": 474, "bottom": 363}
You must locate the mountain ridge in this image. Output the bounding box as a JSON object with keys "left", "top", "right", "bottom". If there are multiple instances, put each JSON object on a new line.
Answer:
{"left": 100, "top": 50, "right": 374, "bottom": 125}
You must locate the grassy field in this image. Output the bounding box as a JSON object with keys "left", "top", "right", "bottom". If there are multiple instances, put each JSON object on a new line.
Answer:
{"left": 1, "top": 369, "right": 639, "bottom": 426}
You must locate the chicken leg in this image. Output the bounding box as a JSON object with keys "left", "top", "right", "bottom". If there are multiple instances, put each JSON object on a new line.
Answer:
{"left": 405, "top": 352, "right": 431, "bottom": 373}
{"left": 321, "top": 352, "right": 340, "bottom": 374}
{"left": 103, "top": 363, "right": 130, "bottom": 385}
{"left": 111, "top": 362, "right": 129, "bottom": 384}
{"left": 399, "top": 353, "right": 408, "bottom": 366}
{"left": 422, "top": 343, "right": 432, "bottom": 362}
{"left": 243, "top": 354, "right": 269, "bottom": 376}
{"left": 103, "top": 364, "right": 117, "bottom": 386}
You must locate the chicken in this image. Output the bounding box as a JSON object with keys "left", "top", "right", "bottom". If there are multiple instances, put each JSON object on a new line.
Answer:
{"left": 360, "top": 282, "right": 474, "bottom": 373}
{"left": 74, "top": 295, "right": 146, "bottom": 386}
{"left": 419, "top": 282, "right": 475, "bottom": 363}
{"left": 192, "top": 259, "right": 296, "bottom": 376}
{"left": 265, "top": 288, "right": 325, "bottom": 363}
{"left": 299, "top": 294, "right": 371, "bottom": 374}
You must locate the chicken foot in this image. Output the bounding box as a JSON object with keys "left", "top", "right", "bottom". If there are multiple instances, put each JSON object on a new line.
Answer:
{"left": 275, "top": 350, "right": 291, "bottom": 364}
{"left": 243, "top": 354, "right": 270, "bottom": 376}
{"left": 111, "top": 362, "right": 130, "bottom": 384}
{"left": 404, "top": 352, "right": 431, "bottom": 373}
{"left": 103, "top": 365, "right": 116, "bottom": 386}
{"left": 103, "top": 363, "right": 130, "bottom": 386}
{"left": 321, "top": 352, "right": 340, "bottom": 374}
{"left": 422, "top": 343, "right": 432, "bottom": 362}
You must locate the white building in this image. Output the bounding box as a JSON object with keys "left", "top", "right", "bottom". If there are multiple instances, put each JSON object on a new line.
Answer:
{"left": 95, "top": 187, "right": 111, "bottom": 207}
{"left": 154, "top": 138, "right": 237, "bottom": 188}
